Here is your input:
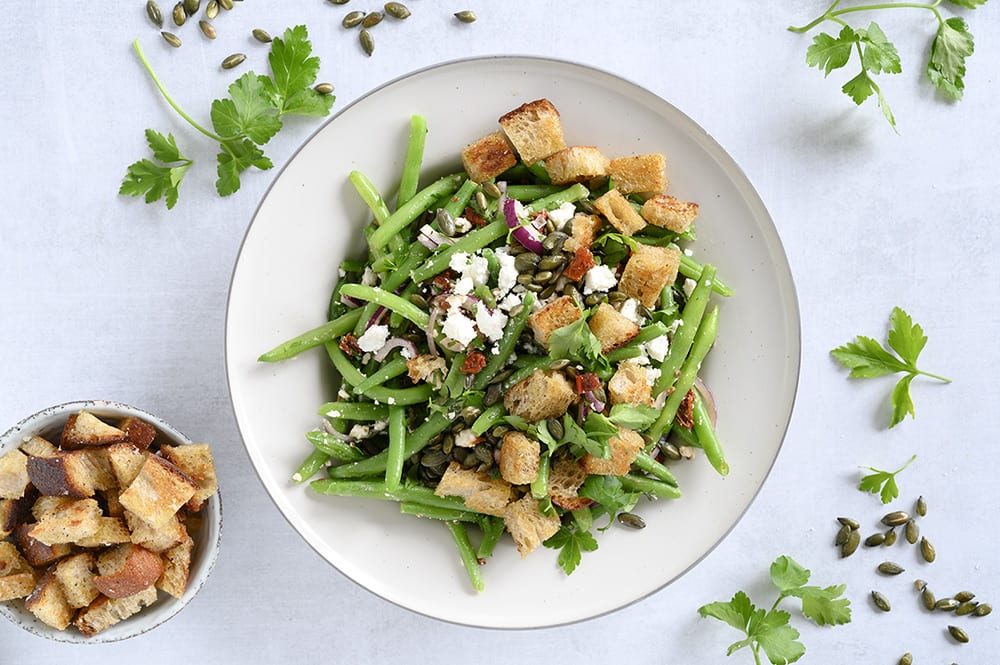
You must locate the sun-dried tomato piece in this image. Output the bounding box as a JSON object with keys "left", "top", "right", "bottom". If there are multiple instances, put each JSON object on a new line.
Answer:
{"left": 574, "top": 372, "right": 601, "bottom": 395}
{"left": 432, "top": 269, "right": 456, "bottom": 292}
{"left": 339, "top": 333, "right": 362, "bottom": 357}
{"left": 675, "top": 389, "right": 695, "bottom": 430}
{"left": 563, "top": 247, "right": 596, "bottom": 281}
{"left": 460, "top": 350, "right": 487, "bottom": 374}
{"left": 463, "top": 206, "right": 487, "bottom": 227}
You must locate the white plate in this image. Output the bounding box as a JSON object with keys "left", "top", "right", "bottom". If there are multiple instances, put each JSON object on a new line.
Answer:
{"left": 226, "top": 56, "right": 799, "bottom": 629}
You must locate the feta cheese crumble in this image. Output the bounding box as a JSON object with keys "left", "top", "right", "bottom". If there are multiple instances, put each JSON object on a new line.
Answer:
{"left": 619, "top": 298, "right": 642, "bottom": 324}
{"left": 583, "top": 264, "right": 617, "bottom": 294}
{"left": 442, "top": 309, "right": 478, "bottom": 346}
{"left": 682, "top": 278, "right": 698, "bottom": 298}
{"left": 495, "top": 248, "right": 518, "bottom": 295}
{"left": 547, "top": 201, "right": 576, "bottom": 229}
{"left": 356, "top": 324, "right": 389, "bottom": 354}
{"left": 476, "top": 307, "right": 509, "bottom": 342}
{"left": 644, "top": 334, "right": 670, "bottom": 363}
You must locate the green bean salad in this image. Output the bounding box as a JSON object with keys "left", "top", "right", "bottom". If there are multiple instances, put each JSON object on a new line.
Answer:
{"left": 259, "top": 101, "right": 732, "bottom": 590}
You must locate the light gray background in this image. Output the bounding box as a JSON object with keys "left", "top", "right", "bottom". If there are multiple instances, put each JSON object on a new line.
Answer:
{"left": 2, "top": 1, "right": 998, "bottom": 662}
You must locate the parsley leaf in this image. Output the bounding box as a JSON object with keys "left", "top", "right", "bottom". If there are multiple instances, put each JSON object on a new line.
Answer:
{"left": 119, "top": 130, "right": 191, "bottom": 210}
{"left": 806, "top": 26, "right": 856, "bottom": 75}
{"left": 216, "top": 138, "right": 273, "bottom": 197}
{"left": 608, "top": 404, "right": 660, "bottom": 430}
{"left": 831, "top": 307, "right": 950, "bottom": 428}
{"left": 861, "top": 23, "right": 902, "bottom": 75}
{"left": 211, "top": 73, "right": 284, "bottom": 145}
{"left": 946, "top": 0, "right": 988, "bottom": 6}
{"left": 858, "top": 453, "right": 917, "bottom": 504}
{"left": 543, "top": 523, "right": 598, "bottom": 575}
{"left": 547, "top": 314, "right": 602, "bottom": 367}
{"left": 928, "top": 17, "right": 974, "bottom": 100}
{"left": 579, "top": 475, "right": 640, "bottom": 516}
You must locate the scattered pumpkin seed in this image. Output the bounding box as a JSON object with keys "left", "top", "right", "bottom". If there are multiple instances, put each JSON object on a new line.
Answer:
{"left": 954, "top": 590, "right": 975, "bottom": 602}
{"left": 916, "top": 495, "right": 927, "bottom": 516}
{"left": 662, "top": 443, "right": 682, "bottom": 461}
{"left": 359, "top": 27, "right": 374, "bottom": 55}
{"left": 474, "top": 190, "right": 488, "bottom": 213}
{"left": 199, "top": 20, "right": 217, "bottom": 39}
{"left": 361, "top": 11, "right": 383, "bottom": 28}
{"left": 872, "top": 590, "right": 891, "bottom": 612}
{"left": 252, "top": 28, "right": 272, "bottom": 43}
{"left": 205, "top": 0, "right": 219, "bottom": 18}
{"left": 218, "top": 0, "right": 233, "bottom": 9}
{"left": 384, "top": 2, "right": 411, "bottom": 18}
{"left": 936, "top": 598, "right": 959, "bottom": 611}
{"left": 546, "top": 417, "right": 564, "bottom": 440}
{"left": 898, "top": 654, "right": 912, "bottom": 665}
{"left": 146, "top": 1, "right": 164, "bottom": 27}
{"left": 835, "top": 524, "right": 852, "bottom": 547}
{"left": 947, "top": 625, "right": 969, "bottom": 644}
{"left": 454, "top": 9, "right": 477, "bottom": 22}
{"left": 920, "top": 536, "right": 936, "bottom": 563}
{"left": 328, "top": 0, "right": 351, "bottom": 3}
{"left": 221, "top": 52, "right": 245, "bottom": 69}
{"left": 884, "top": 527, "right": 898, "bottom": 546}
{"left": 172, "top": 2, "right": 186, "bottom": 26}
{"left": 618, "top": 512, "right": 646, "bottom": 529}
{"left": 922, "top": 587, "right": 937, "bottom": 610}
{"left": 878, "top": 561, "right": 905, "bottom": 575}
{"left": 882, "top": 510, "right": 910, "bottom": 527}
{"left": 973, "top": 603, "right": 992, "bottom": 616}
{"left": 161, "top": 31, "right": 182, "bottom": 47}
{"left": 183, "top": 0, "right": 199, "bottom": 15}
{"left": 864, "top": 533, "right": 885, "bottom": 547}
{"left": 905, "top": 519, "right": 919, "bottom": 545}
{"left": 314, "top": 82, "right": 334, "bottom": 95}
{"left": 955, "top": 601, "right": 978, "bottom": 616}
{"left": 914, "top": 579, "right": 927, "bottom": 591}
{"left": 837, "top": 516, "right": 860, "bottom": 530}
{"left": 343, "top": 10, "right": 365, "bottom": 27}
{"left": 482, "top": 181, "right": 501, "bottom": 198}
{"left": 841, "top": 528, "right": 861, "bottom": 558}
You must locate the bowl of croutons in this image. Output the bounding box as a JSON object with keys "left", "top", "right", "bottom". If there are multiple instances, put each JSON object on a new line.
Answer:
{"left": 0, "top": 400, "right": 221, "bottom": 642}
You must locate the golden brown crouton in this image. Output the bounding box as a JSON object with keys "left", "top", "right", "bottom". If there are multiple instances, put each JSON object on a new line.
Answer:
{"left": 106, "top": 443, "right": 149, "bottom": 489}
{"left": 581, "top": 427, "right": 645, "bottom": 476}
{"left": 608, "top": 154, "right": 668, "bottom": 194}
{"left": 75, "top": 448, "right": 117, "bottom": 492}
{"left": 1, "top": 496, "right": 32, "bottom": 539}
{"left": 593, "top": 189, "right": 646, "bottom": 236}
{"left": 547, "top": 451, "right": 591, "bottom": 511}
{"left": 14, "top": 524, "right": 72, "bottom": 567}
{"left": 504, "top": 370, "right": 576, "bottom": 423}
{"left": 60, "top": 411, "right": 126, "bottom": 449}
{"left": 528, "top": 295, "right": 582, "bottom": 348}
{"left": 74, "top": 585, "right": 158, "bottom": 637}
{"left": 498, "top": 99, "right": 567, "bottom": 166}
{"left": 564, "top": 213, "right": 604, "bottom": 252}
{"left": 31, "top": 495, "right": 75, "bottom": 521}
{"left": 588, "top": 303, "right": 640, "bottom": 353}
{"left": 0, "top": 449, "right": 30, "bottom": 499}
{"left": 608, "top": 361, "right": 653, "bottom": 406}
{"left": 502, "top": 495, "right": 561, "bottom": 558}
{"left": 461, "top": 130, "right": 517, "bottom": 183}
{"left": 118, "top": 416, "right": 157, "bottom": 450}
{"left": 75, "top": 517, "right": 133, "bottom": 549}
{"left": 124, "top": 511, "right": 186, "bottom": 553}
{"left": 118, "top": 455, "right": 197, "bottom": 529}
{"left": 94, "top": 544, "right": 164, "bottom": 599}
{"left": 0, "top": 541, "right": 37, "bottom": 602}
{"left": 26, "top": 569, "right": 75, "bottom": 630}
{"left": 498, "top": 431, "right": 540, "bottom": 485}
{"left": 19, "top": 435, "right": 58, "bottom": 458}
{"left": 157, "top": 531, "right": 194, "bottom": 599}
{"left": 640, "top": 194, "right": 699, "bottom": 234}
{"left": 544, "top": 146, "right": 610, "bottom": 184}
{"left": 434, "top": 462, "right": 512, "bottom": 517}
{"left": 26, "top": 452, "right": 98, "bottom": 499}
{"left": 28, "top": 498, "right": 102, "bottom": 546}
{"left": 160, "top": 444, "right": 218, "bottom": 512}
{"left": 619, "top": 244, "right": 681, "bottom": 308}
{"left": 53, "top": 552, "right": 99, "bottom": 609}
{"left": 406, "top": 354, "right": 447, "bottom": 385}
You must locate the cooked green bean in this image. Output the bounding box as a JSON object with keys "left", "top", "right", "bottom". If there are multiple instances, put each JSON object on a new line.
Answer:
{"left": 506, "top": 184, "right": 562, "bottom": 201}
{"left": 605, "top": 322, "right": 669, "bottom": 363}
{"left": 324, "top": 342, "right": 366, "bottom": 387}
{"left": 618, "top": 473, "right": 682, "bottom": 499}
{"left": 305, "top": 429, "right": 366, "bottom": 462}
{"left": 690, "top": 389, "right": 728, "bottom": 476}
{"left": 531, "top": 452, "right": 550, "bottom": 500}
{"left": 257, "top": 308, "right": 362, "bottom": 362}
{"left": 632, "top": 451, "right": 679, "bottom": 487}
{"left": 384, "top": 405, "right": 407, "bottom": 492}
{"left": 353, "top": 356, "right": 409, "bottom": 395}
{"left": 679, "top": 253, "right": 732, "bottom": 297}
{"left": 368, "top": 173, "right": 464, "bottom": 251}
{"left": 350, "top": 170, "right": 391, "bottom": 224}
{"left": 326, "top": 412, "right": 453, "bottom": 479}
{"left": 525, "top": 160, "right": 551, "bottom": 184}
{"left": 653, "top": 264, "right": 716, "bottom": 396}
{"left": 293, "top": 449, "right": 329, "bottom": 484}
{"left": 471, "top": 403, "right": 506, "bottom": 436}
{"left": 399, "top": 501, "right": 478, "bottom": 522}
{"left": 410, "top": 220, "right": 507, "bottom": 283}
{"left": 443, "top": 178, "right": 478, "bottom": 219}
{"left": 446, "top": 521, "right": 484, "bottom": 592}
{"left": 389, "top": 282, "right": 420, "bottom": 328}
{"left": 397, "top": 114, "right": 427, "bottom": 206}
{"left": 524, "top": 183, "right": 589, "bottom": 214}
{"left": 311, "top": 479, "right": 474, "bottom": 513}
{"left": 339, "top": 284, "right": 430, "bottom": 328}
{"left": 364, "top": 383, "right": 434, "bottom": 406}
{"left": 476, "top": 515, "right": 505, "bottom": 560}
{"left": 319, "top": 401, "right": 389, "bottom": 421}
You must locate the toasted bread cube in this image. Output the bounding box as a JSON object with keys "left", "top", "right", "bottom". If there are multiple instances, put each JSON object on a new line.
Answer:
{"left": 581, "top": 427, "right": 645, "bottom": 476}
{"left": 608, "top": 154, "right": 667, "bottom": 194}
{"left": 31, "top": 495, "right": 75, "bottom": 521}
{"left": 75, "top": 517, "right": 133, "bottom": 548}
{"left": 124, "top": 511, "right": 186, "bottom": 553}
{"left": 498, "top": 431, "right": 540, "bottom": 485}
{"left": 0, "top": 570, "right": 37, "bottom": 601}
{"left": 25, "top": 569, "right": 75, "bottom": 630}
{"left": 461, "top": 130, "right": 517, "bottom": 183}
{"left": 14, "top": 524, "right": 72, "bottom": 567}
{"left": 434, "top": 462, "right": 512, "bottom": 517}
{"left": 74, "top": 585, "right": 158, "bottom": 637}
{"left": 160, "top": 444, "right": 218, "bottom": 512}
{"left": 528, "top": 295, "right": 582, "bottom": 348}
{"left": 107, "top": 443, "right": 149, "bottom": 488}
{"left": 19, "top": 435, "right": 57, "bottom": 458}
{"left": 28, "top": 498, "right": 102, "bottom": 546}
{"left": 0, "top": 541, "right": 31, "bottom": 576}
{"left": 119, "top": 455, "right": 197, "bottom": 529}
{"left": 619, "top": 244, "right": 681, "bottom": 308}
{"left": 406, "top": 354, "right": 447, "bottom": 385}
{"left": 640, "top": 194, "right": 698, "bottom": 234}
{"left": 588, "top": 303, "right": 640, "bottom": 353}
{"left": 101, "top": 488, "right": 125, "bottom": 518}
{"left": 76, "top": 448, "right": 117, "bottom": 492}
{"left": 94, "top": 544, "right": 164, "bottom": 599}
{"left": 564, "top": 213, "right": 604, "bottom": 252}
{"left": 544, "top": 146, "right": 609, "bottom": 184}
{"left": 157, "top": 531, "right": 194, "bottom": 599}
{"left": 118, "top": 416, "right": 157, "bottom": 450}
{"left": 593, "top": 189, "right": 646, "bottom": 236}
{"left": 498, "top": 99, "right": 567, "bottom": 166}
{"left": 609, "top": 361, "right": 653, "bottom": 407}
{"left": 502, "top": 495, "right": 561, "bottom": 558}
{"left": 60, "top": 411, "right": 126, "bottom": 448}
{"left": 2, "top": 496, "right": 32, "bottom": 539}
{"left": 53, "top": 552, "right": 99, "bottom": 609}
{"left": 504, "top": 370, "right": 576, "bottom": 423}
{"left": 0, "top": 448, "right": 30, "bottom": 499}
{"left": 546, "top": 450, "right": 591, "bottom": 511}
{"left": 26, "top": 453, "right": 92, "bottom": 499}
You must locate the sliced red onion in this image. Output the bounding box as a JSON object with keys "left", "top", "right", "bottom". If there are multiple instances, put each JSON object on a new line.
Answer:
{"left": 321, "top": 420, "right": 357, "bottom": 443}
{"left": 340, "top": 293, "right": 363, "bottom": 308}
{"left": 426, "top": 306, "right": 440, "bottom": 356}
{"left": 373, "top": 337, "right": 418, "bottom": 362}
{"left": 693, "top": 377, "right": 717, "bottom": 427}
{"left": 503, "top": 198, "right": 544, "bottom": 255}
{"left": 364, "top": 305, "right": 388, "bottom": 330}
{"left": 583, "top": 389, "right": 605, "bottom": 413}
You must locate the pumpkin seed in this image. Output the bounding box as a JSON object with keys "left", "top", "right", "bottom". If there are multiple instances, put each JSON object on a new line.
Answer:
{"left": 936, "top": 598, "right": 959, "bottom": 611}
{"left": 474, "top": 191, "right": 488, "bottom": 213}
{"left": 420, "top": 448, "right": 448, "bottom": 468}
{"left": 205, "top": 0, "right": 219, "bottom": 19}
{"left": 546, "top": 417, "right": 564, "bottom": 440}
{"left": 199, "top": 20, "right": 217, "bottom": 39}
{"left": 384, "top": 2, "right": 411, "bottom": 19}
{"left": 172, "top": 2, "right": 186, "bottom": 25}
{"left": 473, "top": 442, "right": 493, "bottom": 465}
{"left": 483, "top": 383, "right": 502, "bottom": 407}
{"left": 835, "top": 524, "right": 851, "bottom": 547}
{"left": 408, "top": 293, "right": 428, "bottom": 309}
{"left": 953, "top": 590, "right": 975, "bottom": 602}
{"left": 618, "top": 512, "right": 646, "bottom": 529}
{"left": 905, "top": 519, "right": 919, "bottom": 545}
{"left": 584, "top": 293, "right": 606, "bottom": 307}
{"left": 973, "top": 603, "right": 992, "bottom": 616}
{"left": 343, "top": 10, "right": 365, "bottom": 27}
{"left": 841, "top": 528, "right": 860, "bottom": 558}
{"left": 532, "top": 270, "right": 554, "bottom": 284}
{"left": 871, "top": 590, "right": 891, "bottom": 612}
{"left": 538, "top": 284, "right": 557, "bottom": 299}
{"left": 878, "top": 561, "right": 905, "bottom": 575}
{"left": 314, "top": 82, "right": 335, "bottom": 95}
{"left": 955, "top": 601, "right": 978, "bottom": 616}
{"left": 882, "top": 510, "right": 910, "bottom": 527}
{"left": 864, "top": 533, "right": 885, "bottom": 547}
{"left": 662, "top": 443, "right": 682, "bottom": 461}
{"left": 218, "top": 0, "right": 233, "bottom": 9}
{"left": 221, "top": 52, "right": 245, "bottom": 69}
{"left": 922, "top": 588, "right": 937, "bottom": 610}
{"left": 542, "top": 231, "right": 568, "bottom": 252}
{"left": 252, "top": 28, "right": 272, "bottom": 42}
{"left": 509, "top": 304, "right": 524, "bottom": 318}
{"left": 947, "top": 625, "right": 969, "bottom": 644}
{"left": 916, "top": 495, "right": 927, "bottom": 516}
{"left": 524, "top": 283, "right": 544, "bottom": 293}
{"left": 327, "top": 0, "right": 351, "bottom": 4}
{"left": 441, "top": 434, "right": 454, "bottom": 455}
{"left": 538, "top": 255, "right": 567, "bottom": 271}
{"left": 515, "top": 273, "right": 534, "bottom": 286}
{"left": 884, "top": 527, "right": 897, "bottom": 547}
{"left": 914, "top": 579, "right": 927, "bottom": 591}
{"left": 920, "top": 536, "right": 936, "bottom": 563}
{"left": 482, "top": 181, "right": 501, "bottom": 198}
{"left": 898, "top": 654, "right": 912, "bottom": 665}
{"left": 183, "top": 0, "right": 199, "bottom": 15}
{"left": 146, "top": 1, "right": 164, "bottom": 27}
{"left": 361, "top": 11, "right": 383, "bottom": 28}
{"left": 161, "top": 31, "right": 182, "bottom": 47}
{"left": 454, "top": 9, "right": 477, "bottom": 22}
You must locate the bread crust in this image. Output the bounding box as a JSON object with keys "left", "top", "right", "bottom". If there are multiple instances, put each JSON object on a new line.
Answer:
{"left": 640, "top": 194, "right": 698, "bottom": 234}
{"left": 504, "top": 370, "right": 576, "bottom": 423}
{"left": 619, "top": 244, "right": 681, "bottom": 308}
{"left": 498, "top": 99, "right": 567, "bottom": 166}
{"left": 607, "top": 154, "right": 668, "bottom": 194}
{"left": 593, "top": 189, "right": 646, "bottom": 236}
{"left": 461, "top": 130, "right": 517, "bottom": 183}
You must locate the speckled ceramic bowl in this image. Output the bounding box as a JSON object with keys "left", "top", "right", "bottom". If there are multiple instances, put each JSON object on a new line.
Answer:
{"left": 0, "top": 400, "right": 222, "bottom": 643}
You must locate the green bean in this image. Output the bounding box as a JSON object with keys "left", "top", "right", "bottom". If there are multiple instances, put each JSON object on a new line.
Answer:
{"left": 691, "top": 389, "right": 728, "bottom": 476}
{"left": 604, "top": 346, "right": 643, "bottom": 364}
{"left": 385, "top": 243, "right": 431, "bottom": 292}
{"left": 350, "top": 170, "right": 391, "bottom": 224}
{"left": 257, "top": 308, "right": 362, "bottom": 362}
{"left": 531, "top": 452, "right": 550, "bottom": 500}
{"left": 632, "top": 451, "right": 679, "bottom": 487}
{"left": 326, "top": 412, "right": 453, "bottom": 478}
{"left": 389, "top": 282, "right": 420, "bottom": 328}
{"left": 399, "top": 501, "right": 478, "bottom": 523}
{"left": 471, "top": 403, "right": 506, "bottom": 436}
{"left": 648, "top": 305, "right": 719, "bottom": 444}
{"left": 443, "top": 178, "right": 478, "bottom": 219}
{"left": 525, "top": 160, "right": 551, "bottom": 184}
{"left": 476, "top": 515, "right": 505, "bottom": 560}
{"left": 410, "top": 220, "right": 507, "bottom": 284}
{"left": 339, "top": 284, "right": 430, "bottom": 329}
{"left": 397, "top": 114, "right": 427, "bottom": 207}
{"left": 311, "top": 478, "right": 473, "bottom": 512}
{"left": 324, "top": 342, "right": 366, "bottom": 387}
{"left": 353, "top": 356, "right": 409, "bottom": 395}
{"left": 340, "top": 259, "right": 367, "bottom": 273}
{"left": 293, "top": 449, "right": 329, "bottom": 484}
{"left": 441, "top": 352, "right": 467, "bottom": 400}
{"left": 506, "top": 184, "right": 562, "bottom": 201}
{"left": 364, "top": 383, "right": 434, "bottom": 406}
{"left": 524, "top": 183, "right": 589, "bottom": 214}
{"left": 470, "top": 292, "right": 536, "bottom": 391}
{"left": 653, "top": 264, "right": 716, "bottom": 396}
{"left": 305, "top": 429, "right": 365, "bottom": 462}
{"left": 474, "top": 283, "right": 496, "bottom": 310}
{"left": 501, "top": 355, "right": 553, "bottom": 391}
{"left": 353, "top": 302, "right": 379, "bottom": 336}
{"left": 679, "top": 253, "right": 732, "bottom": 297}
{"left": 368, "top": 173, "right": 464, "bottom": 251}
{"left": 604, "top": 322, "right": 669, "bottom": 363}
{"left": 319, "top": 401, "right": 389, "bottom": 421}
{"left": 446, "top": 521, "right": 484, "bottom": 592}
{"left": 618, "top": 473, "right": 682, "bottom": 499}
{"left": 671, "top": 423, "right": 699, "bottom": 448}
{"left": 384, "top": 405, "right": 407, "bottom": 492}
{"left": 498, "top": 162, "right": 532, "bottom": 181}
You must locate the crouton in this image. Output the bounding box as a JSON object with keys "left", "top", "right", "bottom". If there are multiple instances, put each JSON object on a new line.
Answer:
{"left": 619, "top": 244, "right": 681, "bottom": 308}
{"left": 26, "top": 452, "right": 95, "bottom": 499}
{"left": 498, "top": 431, "right": 540, "bottom": 485}
{"left": 118, "top": 455, "right": 197, "bottom": 529}
{"left": 2, "top": 496, "right": 33, "bottom": 539}
{"left": 19, "top": 435, "right": 57, "bottom": 458}
{"left": 160, "top": 444, "right": 218, "bottom": 512}
{"left": 118, "top": 416, "right": 157, "bottom": 450}
{"left": 76, "top": 448, "right": 117, "bottom": 492}
{"left": 157, "top": 531, "right": 194, "bottom": 599}
{"left": 593, "top": 189, "right": 646, "bottom": 236}
{"left": 581, "top": 427, "right": 645, "bottom": 476}
{"left": 544, "top": 146, "right": 609, "bottom": 184}
{"left": 0, "top": 541, "right": 29, "bottom": 576}
{"left": 640, "top": 194, "right": 699, "bottom": 234}
{"left": 434, "top": 462, "right": 512, "bottom": 517}
{"left": 31, "top": 495, "right": 75, "bottom": 521}
{"left": 101, "top": 488, "right": 125, "bottom": 518}
{"left": 608, "top": 361, "right": 653, "bottom": 406}
{"left": 75, "top": 517, "right": 132, "bottom": 548}
{"left": 0, "top": 448, "right": 30, "bottom": 499}
{"left": 547, "top": 451, "right": 591, "bottom": 511}
{"left": 504, "top": 370, "right": 576, "bottom": 423}
{"left": 528, "top": 295, "right": 582, "bottom": 348}
{"left": 94, "top": 544, "right": 164, "bottom": 599}
{"left": 588, "top": 303, "right": 640, "bottom": 352}
{"left": 27, "top": 498, "right": 102, "bottom": 546}
{"left": 502, "top": 495, "right": 561, "bottom": 558}
{"left": 14, "top": 524, "right": 72, "bottom": 567}
{"left": 406, "top": 354, "right": 447, "bottom": 385}
{"left": 0, "top": 541, "right": 37, "bottom": 601}
{"left": 60, "top": 411, "right": 126, "bottom": 448}
{"left": 564, "top": 213, "right": 604, "bottom": 252}
{"left": 461, "top": 130, "right": 517, "bottom": 183}
{"left": 608, "top": 154, "right": 668, "bottom": 194}
{"left": 125, "top": 511, "right": 186, "bottom": 553}
{"left": 106, "top": 443, "right": 149, "bottom": 488}
{"left": 25, "top": 569, "right": 75, "bottom": 630}
{"left": 53, "top": 552, "right": 99, "bottom": 609}
{"left": 74, "top": 585, "right": 158, "bottom": 637}
{"left": 498, "top": 99, "right": 567, "bottom": 166}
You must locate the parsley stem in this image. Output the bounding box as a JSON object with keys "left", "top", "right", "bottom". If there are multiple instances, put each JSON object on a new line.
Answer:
{"left": 788, "top": 0, "right": 942, "bottom": 33}
{"left": 915, "top": 369, "right": 951, "bottom": 383}
{"left": 132, "top": 39, "right": 226, "bottom": 144}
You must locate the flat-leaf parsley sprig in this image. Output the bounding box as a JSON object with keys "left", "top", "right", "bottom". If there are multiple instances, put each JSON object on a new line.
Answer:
{"left": 698, "top": 555, "right": 851, "bottom": 665}
{"left": 831, "top": 307, "right": 950, "bottom": 428}
{"left": 120, "top": 25, "right": 334, "bottom": 209}
{"left": 788, "top": 0, "right": 986, "bottom": 131}
{"left": 858, "top": 453, "right": 917, "bottom": 503}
